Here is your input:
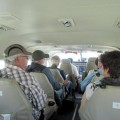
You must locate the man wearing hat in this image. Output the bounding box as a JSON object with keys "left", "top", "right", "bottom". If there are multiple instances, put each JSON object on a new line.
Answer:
{"left": 0, "top": 44, "right": 47, "bottom": 120}
{"left": 26, "top": 50, "right": 63, "bottom": 103}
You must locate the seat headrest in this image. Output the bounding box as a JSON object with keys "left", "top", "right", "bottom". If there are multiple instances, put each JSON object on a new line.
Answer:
{"left": 88, "top": 57, "right": 96, "bottom": 62}
{"left": 61, "top": 59, "right": 70, "bottom": 64}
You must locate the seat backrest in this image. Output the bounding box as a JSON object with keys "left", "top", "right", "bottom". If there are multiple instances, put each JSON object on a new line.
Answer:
{"left": 60, "top": 59, "right": 77, "bottom": 89}
{"left": 31, "top": 72, "right": 54, "bottom": 99}
{"left": 79, "top": 86, "right": 120, "bottom": 120}
{"left": 86, "top": 57, "right": 97, "bottom": 74}
{"left": 50, "top": 69, "right": 64, "bottom": 84}
{"left": 0, "top": 78, "right": 33, "bottom": 120}
{"left": 60, "top": 59, "right": 73, "bottom": 75}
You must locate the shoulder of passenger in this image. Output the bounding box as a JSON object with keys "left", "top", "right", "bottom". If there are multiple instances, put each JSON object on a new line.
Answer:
{"left": 86, "top": 83, "right": 97, "bottom": 91}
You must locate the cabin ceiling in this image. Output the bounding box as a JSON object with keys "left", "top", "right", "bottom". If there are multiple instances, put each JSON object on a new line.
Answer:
{"left": 0, "top": 0, "right": 120, "bottom": 57}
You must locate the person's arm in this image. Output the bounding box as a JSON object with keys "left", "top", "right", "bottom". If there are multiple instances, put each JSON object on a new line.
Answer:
{"left": 80, "top": 71, "right": 96, "bottom": 92}
{"left": 31, "top": 84, "right": 48, "bottom": 109}
{"left": 74, "top": 65, "right": 79, "bottom": 77}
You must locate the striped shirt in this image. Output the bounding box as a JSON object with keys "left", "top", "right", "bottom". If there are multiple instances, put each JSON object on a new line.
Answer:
{"left": 0, "top": 64, "right": 47, "bottom": 120}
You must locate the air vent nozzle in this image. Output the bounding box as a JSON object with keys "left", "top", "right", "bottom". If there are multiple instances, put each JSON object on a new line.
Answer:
{"left": 58, "top": 18, "right": 75, "bottom": 27}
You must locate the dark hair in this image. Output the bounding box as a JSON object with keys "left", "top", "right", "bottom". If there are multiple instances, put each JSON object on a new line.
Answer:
{"left": 99, "top": 50, "right": 120, "bottom": 78}
{"left": 95, "top": 57, "right": 98, "bottom": 66}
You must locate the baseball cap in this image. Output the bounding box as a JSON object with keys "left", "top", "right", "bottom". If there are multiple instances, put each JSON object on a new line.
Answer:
{"left": 32, "top": 50, "right": 49, "bottom": 61}
{"left": 4, "top": 44, "right": 31, "bottom": 57}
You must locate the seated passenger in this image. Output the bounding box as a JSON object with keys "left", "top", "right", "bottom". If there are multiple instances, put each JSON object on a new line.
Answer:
{"left": 79, "top": 50, "right": 120, "bottom": 117}
{"left": 0, "top": 44, "right": 47, "bottom": 120}
{"left": 79, "top": 58, "right": 102, "bottom": 92}
{"left": 51, "top": 55, "right": 73, "bottom": 95}
{"left": 26, "top": 50, "right": 63, "bottom": 100}
{"left": 68, "top": 58, "right": 80, "bottom": 79}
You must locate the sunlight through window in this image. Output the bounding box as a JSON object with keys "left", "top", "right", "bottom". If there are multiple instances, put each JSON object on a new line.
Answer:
{"left": 0, "top": 60, "right": 5, "bottom": 69}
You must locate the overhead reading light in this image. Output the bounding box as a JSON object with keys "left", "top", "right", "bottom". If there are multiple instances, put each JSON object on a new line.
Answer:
{"left": 58, "top": 18, "right": 75, "bottom": 27}
{"left": 63, "top": 21, "right": 72, "bottom": 27}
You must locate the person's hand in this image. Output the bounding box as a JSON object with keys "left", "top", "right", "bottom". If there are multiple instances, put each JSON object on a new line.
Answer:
{"left": 63, "top": 79, "right": 68, "bottom": 85}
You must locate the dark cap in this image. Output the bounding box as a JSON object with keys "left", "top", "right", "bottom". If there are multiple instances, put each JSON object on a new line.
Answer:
{"left": 4, "top": 44, "right": 31, "bottom": 57}
{"left": 32, "top": 50, "right": 49, "bottom": 61}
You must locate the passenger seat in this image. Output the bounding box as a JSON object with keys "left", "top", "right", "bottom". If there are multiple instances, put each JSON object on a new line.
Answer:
{"left": 79, "top": 86, "right": 120, "bottom": 120}
{"left": 0, "top": 78, "right": 33, "bottom": 120}
{"left": 82, "top": 57, "right": 97, "bottom": 80}
{"left": 60, "top": 59, "right": 77, "bottom": 89}
{"left": 85, "top": 57, "right": 97, "bottom": 74}
{"left": 50, "top": 69, "right": 64, "bottom": 84}
{"left": 30, "top": 72, "right": 57, "bottom": 120}
{"left": 50, "top": 69, "right": 67, "bottom": 97}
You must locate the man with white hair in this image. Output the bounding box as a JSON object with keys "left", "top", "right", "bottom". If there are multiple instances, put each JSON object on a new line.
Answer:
{"left": 0, "top": 44, "right": 47, "bottom": 120}
{"left": 51, "top": 55, "right": 73, "bottom": 95}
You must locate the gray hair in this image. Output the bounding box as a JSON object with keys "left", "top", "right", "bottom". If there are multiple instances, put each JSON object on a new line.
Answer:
{"left": 5, "top": 54, "right": 21, "bottom": 62}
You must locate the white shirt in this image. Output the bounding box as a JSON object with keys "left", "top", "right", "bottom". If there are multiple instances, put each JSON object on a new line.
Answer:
{"left": 71, "top": 64, "right": 79, "bottom": 77}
